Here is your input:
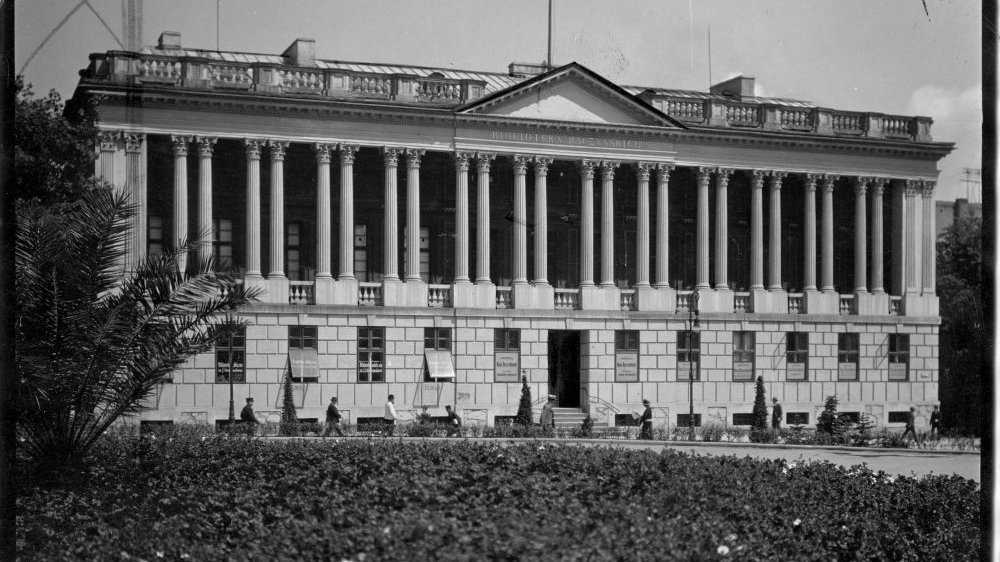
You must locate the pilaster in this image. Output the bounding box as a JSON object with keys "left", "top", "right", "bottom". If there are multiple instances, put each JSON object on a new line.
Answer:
{"left": 338, "top": 144, "right": 359, "bottom": 280}
{"left": 383, "top": 147, "right": 402, "bottom": 281}
{"left": 512, "top": 154, "right": 530, "bottom": 285}
{"left": 534, "top": 156, "right": 553, "bottom": 286}
{"left": 196, "top": 136, "right": 217, "bottom": 267}
{"left": 266, "top": 139, "right": 287, "bottom": 278}
{"left": 243, "top": 139, "right": 263, "bottom": 277}
{"left": 599, "top": 160, "right": 619, "bottom": 288}
{"left": 315, "top": 143, "right": 334, "bottom": 279}
{"left": 475, "top": 152, "right": 496, "bottom": 285}
{"left": 405, "top": 148, "right": 425, "bottom": 283}
{"left": 696, "top": 167, "right": 712, "bottom": 289}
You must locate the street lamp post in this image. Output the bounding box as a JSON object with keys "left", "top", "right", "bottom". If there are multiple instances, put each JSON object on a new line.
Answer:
{"left": 226, "top": 319, "right": 236, "bottom": 428}
{"left": 687, "top": 291, "right": 701, "bottom": 441}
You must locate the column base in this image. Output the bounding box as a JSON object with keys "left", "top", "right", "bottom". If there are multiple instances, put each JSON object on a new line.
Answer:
{"left": 855, "top": 291, "right": 888, "bottom": 316}
{"left": 902, "top": 294, "right": 939, "bottom": 316}
{"left": 635, "top": 285, "right": 676, "bottom": 312}
{"left": 803, "top": 290, "right": 839, "bottom": 314}
{"left": 580, "top": 285, "right": 620, "bottom": 311}
{"left": 452, "top": 282, "right": 496, "bottom": 309}
{"left": 697, "top": 288, "right": 734, "bottom": 313}
{"left": 382, "top": 279, "right": 428, "bottom": 307}
{"left": 512, "top": 282, "right": 554, "bottom": 310}
{"left": 750, "top": 289, "right": 788, "bottom": 313}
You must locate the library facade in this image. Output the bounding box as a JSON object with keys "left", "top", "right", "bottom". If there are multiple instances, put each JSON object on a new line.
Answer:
{"left": 72, "top": 32, "right": 952, "bottom": 431}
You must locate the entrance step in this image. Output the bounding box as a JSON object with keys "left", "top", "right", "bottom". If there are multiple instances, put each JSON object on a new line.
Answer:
{"left": 550, "top": 407, "right": 608, "bottom": 429}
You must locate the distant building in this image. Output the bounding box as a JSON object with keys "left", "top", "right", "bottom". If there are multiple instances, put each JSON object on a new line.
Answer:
{"left": 936, "top": 198, "right": 982, "bottom": 237}
{"left": 70, "top": 32, "right": 953, "bottom": 432}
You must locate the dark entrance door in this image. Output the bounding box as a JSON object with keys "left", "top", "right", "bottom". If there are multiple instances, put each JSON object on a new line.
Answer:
{"left": 548, "top": 331, "right": 580, "bottom": 407}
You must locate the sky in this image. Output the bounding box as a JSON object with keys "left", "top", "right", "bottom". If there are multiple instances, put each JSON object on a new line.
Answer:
{"left": 15, "top": 0, "right": 982, "bottom": 201}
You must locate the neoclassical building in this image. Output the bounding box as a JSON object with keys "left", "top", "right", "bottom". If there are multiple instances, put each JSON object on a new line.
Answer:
{"left": 72, "top": 32, "right": 952, "bottom": 430}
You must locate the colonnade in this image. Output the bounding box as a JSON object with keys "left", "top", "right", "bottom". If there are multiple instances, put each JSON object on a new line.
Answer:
{"left": 98, "top": 131, "right": 939, "bottom": 309}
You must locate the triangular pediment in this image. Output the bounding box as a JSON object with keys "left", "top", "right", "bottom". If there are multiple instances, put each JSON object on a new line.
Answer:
{"left": 458, "top": 63, "right": 684, "bottom": 129}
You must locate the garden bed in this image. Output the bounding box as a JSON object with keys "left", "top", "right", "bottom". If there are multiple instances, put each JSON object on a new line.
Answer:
{"left": 17, "top": 429, "right": 980, "bottom": 561}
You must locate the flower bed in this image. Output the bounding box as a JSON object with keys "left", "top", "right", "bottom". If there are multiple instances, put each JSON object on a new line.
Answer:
{"left": 17, "top": 428, "right": 981, "bottom": 561}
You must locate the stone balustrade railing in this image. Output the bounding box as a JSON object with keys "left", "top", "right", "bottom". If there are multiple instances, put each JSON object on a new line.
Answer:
{"left": 642, "top": 93, "right": 933, "bottom": 141}
{"left": 289, "top": 280, "right": 314, "bottom": 305}
{"left": 889, "top": 296, "right": 902, "bottom": 316}
{"left": 787, "top": 294, "right": 804, "bottom": 314}
{"left": 553, "top": 288, "right": 579, "bottom": 310}
{"left": 89, "top": 52, "right": 487, "bottom": 104}
{"left": 428, "top": 284, "right": 451, "bottom": 308}
{"left": 358, "top": 282, "right": 382, "bottom": 306}
{"left": 495, "top": 287, "right": 513, "bottom": 310}
{"left": 619, "top": 289, "right": 637, "bottom": 311}
{"left": 676, "top": 291, "right": 694, "bottom": 313}
{"left": 839, "top": 294, "right": 856, "bottom": 315}
{"left": 734, "top": 292, "right": 752, "bottom": 313}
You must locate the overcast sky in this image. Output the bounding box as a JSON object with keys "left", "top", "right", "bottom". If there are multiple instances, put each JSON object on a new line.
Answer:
{"left": 16, "top": 0, "right": 981, "bottom": 201}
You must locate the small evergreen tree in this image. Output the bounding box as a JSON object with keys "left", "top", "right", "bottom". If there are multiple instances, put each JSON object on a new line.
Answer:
{"left": 817, "top": 395, "right": 841, "bottom": 434}
{"left": 751, "top": 376, "right": 768, "bottom": 431}
{"left": 516, "top": 375, "right": 533, "bottom": 426}
{"left": 280, "top": 371, "right": 298, "bottom": 436}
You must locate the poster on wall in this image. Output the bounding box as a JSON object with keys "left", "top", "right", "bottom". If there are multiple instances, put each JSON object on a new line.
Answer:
{"left": 838, "top": 363, "right": 858, "bottom": 380}
{"left": 677, "top": 361, "right": 695, "bottom": 381}
{"left": 888, "top": 363, "right": 908, "bottom": 381}
{"left": 494, "top": 351, "right": 520, "bottom": 382}
{"left": 615, "top": 352, "right": 638, "bottom": 382}
{"left": 786, "top": 363, "right": 806, "bottom": 380}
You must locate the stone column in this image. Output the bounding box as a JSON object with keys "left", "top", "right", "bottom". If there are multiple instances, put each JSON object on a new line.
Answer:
{"left": 854, "top": 177, "right": 869, "bottom": 293}
{"left": 475, "top": 153, "right": 495, "bottom": 285}
{"left": 635, "top": 162, "right": 653, "bottom": 287}
{"left": 820, "top": 176, "right": 836, "bottom": 293}
{"left": 338, "top": 144, "right": 359, "bottom": 280}
{"left": 267, "top": 140, "right": 287, "bottom": 278}
{"left": 196, "top": 136, "right": 217, "bottom": 266}
{"left": 870, "top": 178, "right": 886, "bottom": 293}
{"left": 921, "top": 181, "right": 936, "bottom": 295}
{"left": 768, "top": 172, "right": 785, "bottom": 290}
{"left": 579, "top": 160, "right": 596, "bottom": 287}
{"left": 383, "top": 148, "right": 402, "bottom": 281}
{"left": 314, "top": 143, "right": 334, "bottom": 279}
{"left": 655, "top": 164, "right": 673, "bottom": 288}
{"left": 905, "top": 180, "right": 919, "bottom": 293}
{"left": 534, "top": 156, "right": 553, "bottom": 284}
{"left": 696, "top": 167, "right": 712, "bottom": 289}
{"left": 243, "top": 139, "right": 264, "bottom": 277}
{"left": 750, "top": 170, "right": 765, "bottom": 290}
{"left": 600, "top": 160, "right": 619, "bottom": 287}
{"left": 405, "top": 149, "right": 424, "bottom": 282}
{"left": 172, "top": 135, "right": 191, "bottom": 271}
{"left": 512, "top": 154, "right": 530, "bottom": 284}
{"left": 122, "top": 133, "right": 145, "bottom": 270}
{"left": 714, "top": 168, "right": 731, "bottom": 289}
{"left": 453, "top": 151, "right": 472, "bottom": 283}
{"left": 802, "top": 174, "right": 818, "bottom": 291}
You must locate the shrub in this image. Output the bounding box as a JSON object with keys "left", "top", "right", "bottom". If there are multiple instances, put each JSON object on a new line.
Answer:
{"left": 817, "top": 395, "right": 846, "bottom": 435}
{"left": 701, "top": 424, "right": 726, "bottom": 442}
{"left": 515, "top": 375, "right": 533, "bottom": 426}
{"left": 279, "top": 372, "right": 299, "bottom": 436}
{"left": 752, "top": 375, "right": 768, "bottom": 431}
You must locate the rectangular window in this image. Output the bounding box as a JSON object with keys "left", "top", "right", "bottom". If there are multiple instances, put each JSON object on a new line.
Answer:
{"left": 786, "top": 412, "right": 809, "bottom": 426}
{"left": 355, "top": 224, "right": 368, "bottom": 282}
{"left": 838, "top": 333, "right": 859, "bottom": 381}
{"left": 888, "top": 411, "right": 909, "bottom": 424}
{"left": 732, "top": 331, "right": 755, "bottom": 381}
{"left": 839, "top": 412, "right": 861, "bottom": 424}
{"left": 615, "top": 414, "right": 640, "bottom": 427}
{"left": 287, "top": 222, "right": 302, "bottom": 281}
{"left": 140, "top": 420, "right": 173, "bottom": 434}
{"left": 676, "top": 413, "right": 702, "bottom": 428}
{"left": 357, "top": 327, "right": 385, "bottom": 383}
{"left": 614, "top": 330, "right": 640, "bottom": 382}
{"left": 215, "top": 326, "right": 245, "bottom": 383}
{"left": 732, "top": 413, "right": 754, "bottom": 426}
{"left": 786, "top": 332, "right": 808, "bottom": 381}
{"left": 148, "top": 215, "right": 164, "bottom": 258}
{"left": 288, "top": 326, "right": 319, "bottom": 383}
{"left": 677, "top": 331, "right": 700, "bottom": 381}
{"left": 424, "top": 327, "right": 452, "bottom": 351}
{"left": 213, "top": 218, "right": 233, "bottom": 265}
{"left": 888, "top": 334, "right": 909, "bottom": 381}
{"left": 494, "top": 329, "right": 520, "bottom": 382}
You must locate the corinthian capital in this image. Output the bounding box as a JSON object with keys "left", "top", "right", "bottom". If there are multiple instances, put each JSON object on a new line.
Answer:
{"left": 578, "top": 159, "right": 597, "bottom": 180}
{"left": 635, "top": 162, "right": 654, "bottom": 182}
{"left": 512, "top": 154, "right": 531, "bottom": 175}
{"left": 534, "top": 156, "right": 553, "bottom": 176}
{"left": 404, "top": 148, "right": 424, "bottom": 168}
{"left": 97, "top": 131, "right": 118, "bottom": 152}
{"left": 453, "top": 150, "right": 471, "bottom": 172}
{"left": 196, "top": 136, "right": 217, "bottom": 157}
{"left": 920, "top": 180, "right": 936, "bottom": 198}
{"left": 171, "top": 135, "right": 192, "bottom": 156}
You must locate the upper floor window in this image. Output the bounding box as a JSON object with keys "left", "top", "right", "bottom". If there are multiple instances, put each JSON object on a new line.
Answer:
{"left": 786, "top": 332, "right": 808, "bottom": 381}
{"left": 677, "top": 331, "right": 700, "bottom": 381}
{"left": 215, "top": 326, "right": 245, "bottom": 383}
{"left": 424, "top": 327, "right": 452, "bottom": 351}
{"left": 838, "top": 333, "right": 859, "bottom": 381}
{"left": 732, "top": 331, "right": 755, "bottom": 382}
{"left": 888, "top": 334, "right": 909, "bottom": 381}
{"left": 615, "top": 330, "right": 640, "bottom": 382}
{"left": 358, "top": 327, "right": 385, "bottom": 383}
{"left": 494, "top": 329, "right": 520, "bottom": 383}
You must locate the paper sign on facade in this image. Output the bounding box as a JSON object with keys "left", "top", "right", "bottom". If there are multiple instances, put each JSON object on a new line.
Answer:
{"left": 786, "top": 363, "right": 806, "bottom": 380}
{"left": 677, "top": 361, "right": 696, "bottom": 381}
{"left": 615, "top": 352, "right": 639, "bottom": 381}
{"left": 494, "top": 351, "right": 520, "bottom": 382}
{"left": 839, "top": 363, "right": 858, "bottom": 380}
{"left": 733, "top": 362, "right": 754, "bottom": 381}
{"left": 289, "top": 348, "right": 319, "bottom": 381}
{"left": 424, "top": 350, "right": 455, "bottom": 378}
{"left": 888, "top": 363, "right": 908, "bottom": 381}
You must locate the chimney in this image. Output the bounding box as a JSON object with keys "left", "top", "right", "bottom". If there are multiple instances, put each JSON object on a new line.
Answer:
{"left": 710, "top": 75, "right": 755, "bottom": 99}
{"left": 283, "top": 38, "right": 316, "bottom": 66}
{"left": 157, "top": 31, "right": 181, "bottom": 50}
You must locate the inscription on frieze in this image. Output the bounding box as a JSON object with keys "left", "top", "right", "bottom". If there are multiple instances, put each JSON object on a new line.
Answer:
{"left": 490, "top": 130, "right": 642, "bottom": 150}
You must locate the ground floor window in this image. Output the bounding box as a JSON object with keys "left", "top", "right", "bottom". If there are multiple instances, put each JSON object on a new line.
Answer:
{"left": 732, "top": 331, "right": 755, "bottom": 381}
{"left": 494, "top": 328, "right": 520, "bottom": 382}
{"left": 732, "top": 413, "right": 754, "bottom": 426}
{"left": 358, "top": 327, "right": 385, "bottom": 383}
{"left": 786, "top": 412, "right": 809, "bottom": 425}
{"left": 676, "top": 330, "right": 700, "bottom": 381}
{"left": 838, "top": 333, "right": 859, "bottom": 381}
{"left": 888, "top": 334, "right": 909, "bottom": 381}
{"left": 887, "top": 411, "right": 910, "bottom": 424}
{"left": 215, "top": 326, "right": 246, "bottom": 383}
{"left": 786, "top": 332, "right": 808, "bottom": 380}
{"left": 614, "top": 330, "right": 639, "bottom": 382}
{"left": 676, "top": 413, "right": 701, "bottom": 427}
{"left": 288, "top": 326, "right": 319, "bottom": 383}
{"left": 424, "top": 327, "right": 454, "bottom": 381}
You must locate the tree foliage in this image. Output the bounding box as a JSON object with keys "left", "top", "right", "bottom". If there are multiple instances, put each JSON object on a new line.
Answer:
{"left": 15, "top": 77, "right": 101, "bottom": 206}
{"left": 937, "top": 217, "right": 984, "bottom": 434}
{"left": 751, "top": 375, "right": 768, "bottom": 431}
{"left": 816, "top": 395, "right": 844, "bottom": 435}
{"left": 15, "top": 188, "right": 259, "bottom": 470}
{"left": 516, "top": 376, "right": 533, "bottom": 426}
{"left": 280, "top": 372, "right": 299, "bottom": 436}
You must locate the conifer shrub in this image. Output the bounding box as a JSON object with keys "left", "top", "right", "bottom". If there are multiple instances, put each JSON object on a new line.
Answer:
{"left": 750, "top": 375, "right": 769, "bottom": 442}
{"left": 515, "top": 375, "right": 534, "bottom": 426}
{"left": 279, "top": 372, "right": 298, "bottom": 436}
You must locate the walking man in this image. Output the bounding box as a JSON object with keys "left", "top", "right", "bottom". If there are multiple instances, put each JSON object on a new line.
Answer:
{"left": 240, "top": 397, "right": 259, "bottom": 436}
{"left": 639, "top": 399, "right": 653, "bottom": 440}
{"left": 539, "top": 395, "right": 555, "bottom": 432}
{"left": 771, "top": 398, "right": 783, "bottom": 430}
{"left": 445, "top": 405, "right": 462, "bottom": 437}
{"left": 901, "top": 406, "right": 920, "bottom": 446}
{"left": 323, "top": 396, "right": 344, "bottom": 438}
{"left": 929, "top": 405, "right": 941, "bottom": 439}
{"left": 384, "top": 394, "right": 397, "bottom": 437}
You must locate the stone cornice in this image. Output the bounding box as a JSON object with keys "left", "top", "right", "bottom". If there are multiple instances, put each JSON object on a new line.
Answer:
{"left": 83, "top": 81, "right": 953, "bottom": 162}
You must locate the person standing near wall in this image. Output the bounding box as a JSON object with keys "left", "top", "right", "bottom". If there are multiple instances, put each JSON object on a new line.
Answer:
{"left": 639, "top": 399, "right": 653, "bottom": 440}
{"left": 384, "top": 395, "right": 397, "bottom": 437}
{"left": 539, "top": 395, "right": 555, "bottom": 432}
{"left": 771, "top": 398, "right": 783, "bottom": 430}
{"left": 240, "top": 397, "right": 259, "bottom": 436}
{"left": 445, "top": 405, "right": 462, "bottom": 437}
{"left": 323, "top": 396, "right": 344, "bottom": 438}
{"left": 901, "top": 406, "right": 920, "bottom": 446}
{"left": 929, "top": 405, "right": 941, "bottom": 439}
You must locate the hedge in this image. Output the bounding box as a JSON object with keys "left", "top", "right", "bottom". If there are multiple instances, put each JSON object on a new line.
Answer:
{"left": 17, "top": 428, "right": 980, "bottom": 561}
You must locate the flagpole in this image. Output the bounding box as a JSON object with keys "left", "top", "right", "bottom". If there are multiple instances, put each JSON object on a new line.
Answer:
{"left": 547, "top": 0, "right": 553, "bottom": 69}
